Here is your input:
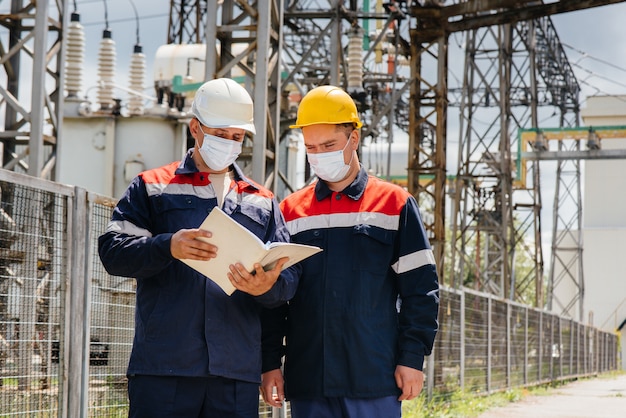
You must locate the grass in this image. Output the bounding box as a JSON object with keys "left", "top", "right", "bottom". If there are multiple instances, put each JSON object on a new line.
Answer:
{"left": 402, "top": 388, "right": 526, "bottom": 418}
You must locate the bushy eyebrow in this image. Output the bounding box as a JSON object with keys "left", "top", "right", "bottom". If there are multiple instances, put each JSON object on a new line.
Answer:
{"left": 305, "top": 138, "right": 339, "bottom": 148}
{"left": 215, "top": 128, "right": 245, "bottom": 140}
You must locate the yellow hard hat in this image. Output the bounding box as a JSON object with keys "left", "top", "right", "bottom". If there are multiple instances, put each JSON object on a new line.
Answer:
{"left": 290, "top": 85, "right": 363, "bottom": 129}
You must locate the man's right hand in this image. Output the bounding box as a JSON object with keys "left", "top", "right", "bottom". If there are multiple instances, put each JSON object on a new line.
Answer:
{"left": 260, "top": 368, "right": 285, "bottom": 408}
{"left": 170, "top": 229, "right": 218, "bottom": 260}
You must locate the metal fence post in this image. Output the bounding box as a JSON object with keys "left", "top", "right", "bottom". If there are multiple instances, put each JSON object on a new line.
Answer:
{"left": 487, "top": 296, "right": 492, "bottom": 393}
{"left": 569, "top": 318, "right": 574, "bottom": 376}
{"left": 506, "top": 301, "right": 511, "bottom": 389}
{"left": 523, "top": 306, "right": 528, "bottom": 385}
{"left": 548, "top": 314, "right": 554, "bottom": 380}
{"left": 460, "top": 289, "right": 465, "bottom": 391}
{"left": 538, "top": 311, "right": 543, "bottom": 381}
{"left": 67, "top": 186, "right": 90, "bottom": 418}
{"left": 426, "top": 350, "right": 435, "bottom": 399}
{"left": 558, "top": 317, "right": 563, "bottom": 378}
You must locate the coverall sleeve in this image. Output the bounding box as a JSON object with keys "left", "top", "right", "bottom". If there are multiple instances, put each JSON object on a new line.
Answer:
{"left": 254, "top": 198, "right": 301, "bottom": 308}
{"left": 97, "top": 176, "right": 174, "bottom": 278}
{"left": 395, "top": 196, "right": 440, "bottom": 371}
{"left": 260, "top": 302, "right": 288, "bottom": 373}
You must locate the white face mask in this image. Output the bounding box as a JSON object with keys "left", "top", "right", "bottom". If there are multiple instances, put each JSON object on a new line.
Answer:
{"left": 198, "top": 133, "right": 242, "bottom": 171}
{"left": 307, "top": 140, "right": 353, "bottom": 182}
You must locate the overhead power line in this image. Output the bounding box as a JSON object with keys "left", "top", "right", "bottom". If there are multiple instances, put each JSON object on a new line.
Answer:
{"left": 562, "top": 42, "right": 626, "bottom": 74}
{"left": 83, "top": 13, "right": 168, "bottom": 27}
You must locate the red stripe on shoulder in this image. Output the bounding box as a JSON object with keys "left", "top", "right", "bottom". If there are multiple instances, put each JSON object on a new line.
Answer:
{"left": 280, "top": 178, "right": 411, "bottom": 220}
{"left": 362, "top": 176, "right": 411, "bottom": 215}
{"left": 139, "top": 161, "right": 180, "bottom": 185}
{"left": 279, "top": 184, "right": 318, "bottom": 221}
{"left": 236, "top": 179, "right": 275, "bottom": 199}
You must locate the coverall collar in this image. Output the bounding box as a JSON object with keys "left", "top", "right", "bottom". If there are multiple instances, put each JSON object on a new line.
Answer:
{"left": 314, "top": 165, "right": 368, "bottom": 201}
{"left": 175, "top": 148, "right": 259, "bottom": 191}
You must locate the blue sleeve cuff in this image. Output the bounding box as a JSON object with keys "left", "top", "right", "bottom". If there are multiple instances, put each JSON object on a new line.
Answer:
{"left": 398, "top": 351, "right": 425, "bottom": 371}
{"left": 254, "top": 265, "right": 300, "bottom": 308}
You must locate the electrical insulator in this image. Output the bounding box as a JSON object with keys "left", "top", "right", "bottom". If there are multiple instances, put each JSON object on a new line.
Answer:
{"left": 97, "top": 29, "right": 116, "bottom": 111}
{"left": 128, "top": 44, "right": 146, "bottom": 116}
{"left": 347, "top": 28, "right": 364, "bottom": 91}
{"left": 66, "top": 12, "right": 85, "bottom": 97}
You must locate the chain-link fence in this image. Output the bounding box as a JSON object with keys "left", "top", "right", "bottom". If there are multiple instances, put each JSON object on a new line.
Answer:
{"left": 429, "top": 287, "right": 618, "bottom": 403}
{"left": 0, "top": 169, "right": 619, "bottom": 417}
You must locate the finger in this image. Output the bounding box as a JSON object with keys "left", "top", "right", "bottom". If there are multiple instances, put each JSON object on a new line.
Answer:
{"left": 398, "top": 390, "right": 410, "bottom": 401}
{"left": 397, "top": 379, "right": 411, "bottom": 401}
{"left": 404, "top": 387, "right": 414, "bottom": 401}
{"left": 189, "top": 229, "right": 212, "bottom": 239}
{"left": 191, "top": 240, "right": 218, "bottom": 254}
{"left": 230, "top": 263, "right": 251, "bottom": 281}
{"left": 260, "top": 385, "right": 280, "bottom": 407}
{"left": 227, "top": 271, "right": 239, "bottom": 285}
{"left": 273, "top": 257, "right": 289, "bottom": 271}
{"left": 268, "top": 389, "right": 283, "bottom": 407}
{"left": 275, "top": 385, "right": 285, "bottom": 404}
{"left": 253, "top": 263, "right": 265, "bottom": 276}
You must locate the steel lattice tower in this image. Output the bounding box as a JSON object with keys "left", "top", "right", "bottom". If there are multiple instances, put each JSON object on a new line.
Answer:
{"left": 0, "top": 0, "right": 69, "bottom": 178}
{"left": 447, "top": 18, "right": 580, "bottom": 307}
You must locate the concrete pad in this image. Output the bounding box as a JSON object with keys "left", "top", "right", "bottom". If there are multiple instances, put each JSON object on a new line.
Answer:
{"left": 476, "top": 374, "right": 626, "bottom": 418}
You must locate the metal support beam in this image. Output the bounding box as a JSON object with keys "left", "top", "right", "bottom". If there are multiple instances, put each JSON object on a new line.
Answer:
{"left": 412, "top": 0, "right": 626, "bottom": 35}
{"left": 521, "top": 149, "right": 626, "bottom": 160}
{"left": 0, "top": 0, "right": 68, "bottom": 179}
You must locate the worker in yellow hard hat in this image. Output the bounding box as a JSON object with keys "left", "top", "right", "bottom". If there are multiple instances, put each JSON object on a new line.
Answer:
{"left": 260, "top": 85, "right": 440, "bottom": 418}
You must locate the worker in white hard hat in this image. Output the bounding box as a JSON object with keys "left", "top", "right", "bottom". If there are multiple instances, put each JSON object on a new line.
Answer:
{"left": 260, "top": 85, "right": 439, "bottom": 418}
{"left": 99, "top": 77, "right": 298, "bottom": 418}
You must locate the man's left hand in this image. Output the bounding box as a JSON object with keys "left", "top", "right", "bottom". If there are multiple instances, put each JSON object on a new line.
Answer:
{"left": 395, "top": 365, "right": 424, "bottom": 401}
{"left": 227, "top": 257, "right": 289, "bottom": 296}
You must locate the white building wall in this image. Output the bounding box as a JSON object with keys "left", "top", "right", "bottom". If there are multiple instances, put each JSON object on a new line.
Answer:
{"left": 580, "top": 95, "right": 626, "bottom": 369}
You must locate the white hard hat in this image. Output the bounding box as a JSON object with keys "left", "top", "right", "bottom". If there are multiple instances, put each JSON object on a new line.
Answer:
{"left": 190, "top": 78, "right": 256, "bottom": 134}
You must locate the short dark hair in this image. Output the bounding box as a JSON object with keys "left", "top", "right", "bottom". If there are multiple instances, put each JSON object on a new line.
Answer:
{"left": 335, "top": 123, "right": 356, "bottom": 139}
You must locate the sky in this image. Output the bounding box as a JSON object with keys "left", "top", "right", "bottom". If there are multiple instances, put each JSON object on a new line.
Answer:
{"left": 551, "top": 3, "right": 626, "bottom": 107}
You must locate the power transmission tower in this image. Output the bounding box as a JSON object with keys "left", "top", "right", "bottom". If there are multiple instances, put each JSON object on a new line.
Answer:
{"left": 402, "top": 0, "right": 615, "bottom": 312}
{"left": 445, "top": 16, "right": 580, "bottom": 307}
{"left": 0, "top": 0, "right": 69, "bottom": 178}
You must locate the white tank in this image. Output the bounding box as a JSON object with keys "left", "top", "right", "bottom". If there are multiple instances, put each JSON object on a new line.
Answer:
{"left": 153, "top": 43, "right": 249, "bottom": 85}
{"left": 153, "top": 43, "right": 207, "bottom": 86}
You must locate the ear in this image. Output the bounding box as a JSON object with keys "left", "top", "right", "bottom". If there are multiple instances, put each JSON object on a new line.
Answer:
{"left": 189, "top": 118, "right": 200, "bottom": 136}
{"left": 350, "top": 129, "right": 360, "bottom": 149}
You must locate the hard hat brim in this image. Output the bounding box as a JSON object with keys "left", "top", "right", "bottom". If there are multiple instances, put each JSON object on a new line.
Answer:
{"left": 289, "top": 120, "right": 363, "bottom": 129}
{"left": 203, "top": 119, "right": 257, "bottom": 135}
{"left": 191, "top": 100, "right": 256, "bottom": 134}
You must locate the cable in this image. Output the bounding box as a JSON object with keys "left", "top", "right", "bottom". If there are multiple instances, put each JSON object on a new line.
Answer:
{"left": 101, "top": 0, "right": 109, "bottom": 29}
{"left": 127, "top": 0, "right": 140, "bottom": 46}
{"left": 561, "top": 41, "right": 626, "bottom": 102}
{"left": 576, "top": 78, "right": 626, "bottom": 108}
{"left": 572, "top": 63, "right": 626, "bottom": 90}
{"left": 82, "top": 13, "right": 168, "bottom": 27}
{"left": 562, "top": 42, "right": 626, "bottom": 74}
